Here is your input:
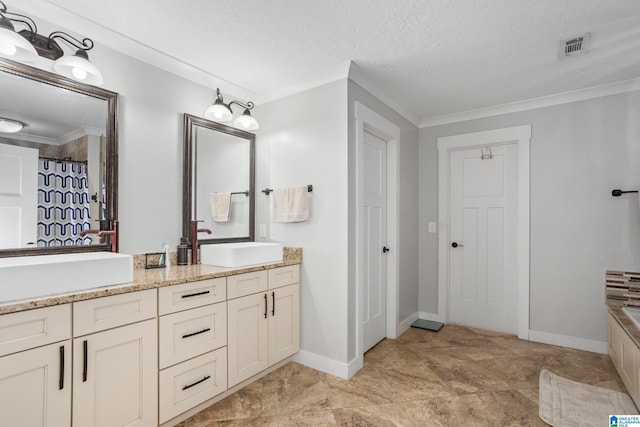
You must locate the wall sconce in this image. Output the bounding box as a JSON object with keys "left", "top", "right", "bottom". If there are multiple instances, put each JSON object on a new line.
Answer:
{"left": 0, "top": 117, "right": 24, "bottom": 133}
{"left": 204, "top": 88, "right": 259, "bottom": 131}
{"left": 0, "top": 1, "right": 103, "bottom": 85}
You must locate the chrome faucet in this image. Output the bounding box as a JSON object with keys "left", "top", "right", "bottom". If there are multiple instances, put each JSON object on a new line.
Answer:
{"left": 80, "top": 220, "right": 119, "bottom": 253}
{"left": 191, "top": 220, "right": 212, "bottom": 265}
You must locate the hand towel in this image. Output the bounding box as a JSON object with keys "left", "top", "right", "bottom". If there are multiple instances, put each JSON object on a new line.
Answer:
{"left": 273, "top": 186, "right": 309, "bottom": 222}
{"left": 210, "top": 192, "right": 231, "bottom": 222}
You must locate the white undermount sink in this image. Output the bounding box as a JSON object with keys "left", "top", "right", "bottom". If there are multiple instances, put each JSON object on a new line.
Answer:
{"left": 200, "top": 242, "right": 283, "bottom": 268}
{"left": 0, "top": 252, "right": 133, "bottom": 303}
{"left": 623, "top": 306, "right": 640, "bottom": 330}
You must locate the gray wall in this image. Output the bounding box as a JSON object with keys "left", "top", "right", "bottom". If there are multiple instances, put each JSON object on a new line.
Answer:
{"left": 419, "top": 91, "right": 640, "bottom": 342}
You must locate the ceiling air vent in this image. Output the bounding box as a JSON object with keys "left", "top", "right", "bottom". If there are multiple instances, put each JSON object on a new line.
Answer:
{"left": 560, "top": 33, "right": 590, "bottom": 59}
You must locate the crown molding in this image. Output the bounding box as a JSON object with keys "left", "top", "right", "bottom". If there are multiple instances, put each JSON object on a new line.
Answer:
{"left": 420, "top": 77, "right": 640, "bottom": 128}
{"left": 254, "top": 61, "right": 352, "bottom": 105}
{"left": 348, "top": 62, "right": 421, "bottom": 127}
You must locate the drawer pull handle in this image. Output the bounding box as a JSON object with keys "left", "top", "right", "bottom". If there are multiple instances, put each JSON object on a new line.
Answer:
{"left": 264, "top": 293, "right": 268, "bottom": 319}
{"left": 181, "top": 290, "right": 210, "bottom": 299}
{"left": 82, "top": 340, "right": 88, "bottom": 382}
{"left": 272, "top": 291, "right": 275, "bottom": 316}
{"left": 182, "top": 375, "right": 211, "bottom": 391}
{"left": 59, "top": 345, "right": 65, "bottom": 390}
{"left": 182, "top": 328, "right": 211, "bottom": 339}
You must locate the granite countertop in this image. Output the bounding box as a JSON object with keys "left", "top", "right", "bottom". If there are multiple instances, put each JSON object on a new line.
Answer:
{"left": 0, "top": 247, "right": 302, "bottom": 315}
{"left": 608, "top": 304, "right": 640, "bottom": 348}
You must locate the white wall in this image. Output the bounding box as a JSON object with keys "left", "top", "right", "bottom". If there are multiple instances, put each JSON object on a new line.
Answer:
{"left": 254, "top": 81, "right": 351, "bottom": 371}
{"left": 419, "top": 91, "right": 640, "bottom": 343}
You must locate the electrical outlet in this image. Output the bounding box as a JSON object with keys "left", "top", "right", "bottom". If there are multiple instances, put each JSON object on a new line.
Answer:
{"left": 259, "top": 224, "right": 267, "bottom": 238}
{"left": 428, "top": 222, "right": 437, "bottom": 233}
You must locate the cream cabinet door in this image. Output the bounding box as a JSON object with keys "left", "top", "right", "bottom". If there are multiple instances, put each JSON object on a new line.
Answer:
{"left": 608, "top": 312, "right": 621, "bottom": 370}
{"left": 227, "top": 292, "right": 268, "bottom": 387}
{"left": 619, "top": 324, "right": 637, "bottom": 398}
{"left": 268, "top": 284, "right": 300, "bottom": 365}
{"left": 0, "top": 341, "right": 71, "bottom": 427}
{"left": 72, "top": 319, "right": 157, "bottom": 427}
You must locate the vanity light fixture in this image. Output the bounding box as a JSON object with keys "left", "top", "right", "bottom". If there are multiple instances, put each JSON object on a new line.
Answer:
{"left": 0, "top": 1, "right": 103, "bottom": 85}
{"left": 0, "top": 117, "right": 24, "bottom": 133}
{"left": 204, "top": 88, "right": 259, "bottom": 131}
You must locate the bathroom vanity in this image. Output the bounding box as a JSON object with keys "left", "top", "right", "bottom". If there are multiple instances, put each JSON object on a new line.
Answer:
{"left": 606, "top": 270, "right": 640, "bottom": 408}
{"left": 0, "top": 250, "right": 301, "bottom": 427}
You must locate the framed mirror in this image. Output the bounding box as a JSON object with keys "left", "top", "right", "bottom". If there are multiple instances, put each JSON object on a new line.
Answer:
{"left": 182, "top": 113, "right": 255, "bottom": 247}
{"left": 0, "top": 58, "right": 118, "bottom": 257}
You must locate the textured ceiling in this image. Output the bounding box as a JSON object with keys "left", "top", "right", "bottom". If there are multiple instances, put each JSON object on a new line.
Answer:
{"left": 21, "top": 0, "right": 640, "bottom": 125}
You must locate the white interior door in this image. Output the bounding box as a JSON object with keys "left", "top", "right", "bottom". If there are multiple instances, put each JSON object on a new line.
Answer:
{"left": 449, "top": 144, "right": 518, "bottom": 333}
{"left": 0, "top": 143, "right": 38, "bottom": 248}
{"left": 362, "top": 130, "right": 388, "bottom": 352}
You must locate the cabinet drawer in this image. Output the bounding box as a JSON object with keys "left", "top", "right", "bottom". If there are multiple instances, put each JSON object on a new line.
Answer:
{"left": 159, "top": 302, "right": 227, "bottom": 369}
{"left": 227, "top": 271, "right": 268, "bottom": 300}
{"left": 268, "top": 265, "right": 300, "bottom": 289}
{"left": 0, "top": 304, "right": 71, "bottom": 357}
{"left": 158, "top": 278, "right": 226, "bottom": 315}
{"left": 73, "top": 289, "right": 157, "bottom": 336}
{"left": 159, "top": 347, "right": 227, "bottom": 424}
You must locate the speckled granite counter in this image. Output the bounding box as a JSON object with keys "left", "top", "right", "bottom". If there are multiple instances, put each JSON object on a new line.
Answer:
{"left": 0, "top": 247, "right": 302, "bottom": 315}
{"left": 608, "top": 305, "right": 640, "bottom": 348}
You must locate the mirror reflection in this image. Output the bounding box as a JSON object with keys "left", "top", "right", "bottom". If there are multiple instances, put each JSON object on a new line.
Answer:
{"left": 183, "top": 114, "right": 255, "bottom": 245}
{"left": 0, "top": 58, "right": 118, "bottom": 255}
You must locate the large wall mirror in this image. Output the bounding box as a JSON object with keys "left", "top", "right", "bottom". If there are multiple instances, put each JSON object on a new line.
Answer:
{"left": 0, "top": 58, "right": 118, "bottom": 257}
{"left": 182, "top": 114, "right": 255, "bottom": 247}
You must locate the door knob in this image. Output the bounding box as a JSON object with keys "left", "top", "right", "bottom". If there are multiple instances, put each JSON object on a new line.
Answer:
{"left": 451, "top": 242, "right": 464, "bottom": 248}
{"left": 382, "top": 246, "right": 390, "bottom": 253}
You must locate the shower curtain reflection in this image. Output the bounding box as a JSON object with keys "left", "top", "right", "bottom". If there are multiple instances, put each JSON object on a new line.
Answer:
{"left": 37, "top": 159, "right": 92, "bottom": 246}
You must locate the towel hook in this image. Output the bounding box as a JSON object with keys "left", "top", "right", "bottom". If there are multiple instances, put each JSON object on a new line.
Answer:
{"left": 612, "top": 189, "right": 639, "bottom": 197}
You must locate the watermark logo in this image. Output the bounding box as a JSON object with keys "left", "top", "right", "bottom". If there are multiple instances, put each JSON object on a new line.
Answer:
{"left": 611, "top": 415, "right": 640, "bottom": 427}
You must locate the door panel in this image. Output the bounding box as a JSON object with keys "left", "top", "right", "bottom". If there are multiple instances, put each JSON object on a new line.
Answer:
{"left": 450, "top": 144, "right": 517, "bottom": 333}
{"left": 362, "top": 131, "right": 387, "bottom": 352}
{"left": 0, "top": 143, "right": 38, "bottom": 248}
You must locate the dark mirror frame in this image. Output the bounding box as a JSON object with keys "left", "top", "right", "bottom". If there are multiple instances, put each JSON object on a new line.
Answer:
{"left": 182, "top": 113, "right": 255, "bottom": 248}
{"left": 0, "top": 58, "right": 118, "bottom": 258}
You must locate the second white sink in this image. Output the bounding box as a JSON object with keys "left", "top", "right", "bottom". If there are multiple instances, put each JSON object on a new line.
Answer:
{"left": 623, "top": 306, "right": 640, "bottom": 330}
{"left": 0, "top": 252, "right": 133, "bottom": 303}
{"left": 200, "top": 242, "right": 283, "bottom": 268}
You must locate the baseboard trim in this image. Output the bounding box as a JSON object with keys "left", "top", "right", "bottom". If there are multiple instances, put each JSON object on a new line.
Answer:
{"left": 293, "top": 350, "right": 352, "bottom": 379}
{"left": 419, "top": 311, "right": 446, "bottom": 323}
{"left": 528, "top": 329, "right": 607, "bottom": 354}
{"left": 394, "top": 312, "right": 420, "bottom": 338}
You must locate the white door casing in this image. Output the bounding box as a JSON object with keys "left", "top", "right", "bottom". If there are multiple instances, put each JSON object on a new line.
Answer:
{"left": 362, "top": 130, "right": 388, "bottom": 352}
{"left": 449, "top": 144, "right": 518, "bottom": 333}
{"left": 437, "top": 125, "right": 530, "bottom": 340}
{"left": 0, "top": 143, "right": 38, "bottom": 248}
{"left": 354, "top": 101, "right": 399, "bottom": 377}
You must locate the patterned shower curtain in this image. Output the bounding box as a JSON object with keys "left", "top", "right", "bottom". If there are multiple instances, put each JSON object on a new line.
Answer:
{"left": 37, "top": 160, "right": 92, "bottom": 246}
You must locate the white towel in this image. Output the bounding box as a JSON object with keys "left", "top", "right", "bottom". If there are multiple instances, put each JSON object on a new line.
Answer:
{"left": 273, "top": 186, "right": 309, "bottom": 223}
{"left": 210, "top": 192, "right": 231, "bottom": 222}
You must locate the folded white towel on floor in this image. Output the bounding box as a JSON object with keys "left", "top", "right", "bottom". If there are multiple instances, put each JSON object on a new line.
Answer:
{"left": 210, "top": 192, "right": 231, "bottom": 222}
{"left": 273, "top": 186, "right": 309, "bottom": 223}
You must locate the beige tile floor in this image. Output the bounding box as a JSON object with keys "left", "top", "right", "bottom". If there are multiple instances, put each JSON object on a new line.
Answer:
{"left": 175, "top": 324, "right": 625, "bottom": 426}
